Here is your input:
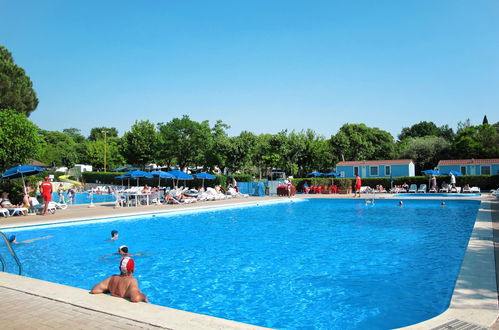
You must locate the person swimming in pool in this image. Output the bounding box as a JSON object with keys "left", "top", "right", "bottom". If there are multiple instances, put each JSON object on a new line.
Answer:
{"left": 8, "top": 235, "right": 53, "bottom": 244}
{"left": 109, "top": 230, "right": 119, "bottom": 241}
{"left": 399, "top": 201, "right": 403, "bottom": 206}
{"left": 98, "top": 245, "right": 144, "bottom": 260}
{"left": 91, "top": 256, "right": 148, "bottom": 303}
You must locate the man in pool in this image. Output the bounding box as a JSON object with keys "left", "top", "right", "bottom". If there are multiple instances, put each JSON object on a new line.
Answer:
{"left": 8, "top": 235, "right": 53, "bottom": 244}
{"left": 91, "top": 256, "right": 148, "bottom": 303}
{"left": 98, "top": 245, "right": 144, "bottom": 260}
{"left": 109, "top": 230, "right": 119, "bottom": 240}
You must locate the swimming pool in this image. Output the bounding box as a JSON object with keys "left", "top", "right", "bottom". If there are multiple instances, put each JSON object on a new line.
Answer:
{"left": 0, "top": 199, "right": 479, "bottom": 329}
{"left": 50, "top": 191, "right": 116, "bottom": 204}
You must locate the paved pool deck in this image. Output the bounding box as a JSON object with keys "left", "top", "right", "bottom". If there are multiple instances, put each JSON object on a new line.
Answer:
{"left": 0, "top": 194, "right": 498, "bottom": 329}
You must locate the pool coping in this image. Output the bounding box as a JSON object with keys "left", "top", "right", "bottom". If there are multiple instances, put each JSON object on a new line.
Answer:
{"left": 0, "top": 195, "right": 498, "bottom": 329}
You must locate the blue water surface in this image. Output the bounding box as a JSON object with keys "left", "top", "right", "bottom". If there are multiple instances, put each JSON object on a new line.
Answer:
{"left": 1, "top": 199, "right": 479, "bottom": 329}
{"left": 51, "top": 191, "right": 116, "bottom": 204}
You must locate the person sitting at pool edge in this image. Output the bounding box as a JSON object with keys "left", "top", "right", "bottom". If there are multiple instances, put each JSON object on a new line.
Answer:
{"left": 91, "top": 256, "right": 148, "bottom": 303}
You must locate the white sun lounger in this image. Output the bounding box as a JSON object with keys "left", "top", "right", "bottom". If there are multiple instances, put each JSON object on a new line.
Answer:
{"left": 0, "top": 208, "right": 9, "bottom": 217}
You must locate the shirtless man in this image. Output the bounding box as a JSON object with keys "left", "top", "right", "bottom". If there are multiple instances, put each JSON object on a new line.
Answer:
{"left": 91, "top": 256, "right": 148, "bottom": 303}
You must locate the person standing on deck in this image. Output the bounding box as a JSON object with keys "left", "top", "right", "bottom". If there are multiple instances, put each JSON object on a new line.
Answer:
{"left": 354, "top": 174, "right": 362, "bottom": 197}
{"left": 40, "top": 177, "right": 53, "bottom": 216}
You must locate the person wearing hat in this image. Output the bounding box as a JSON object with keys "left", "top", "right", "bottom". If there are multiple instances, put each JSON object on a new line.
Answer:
{"left": 109, "top": 230, "right": 119, "bottom": 241}
{"left": 40, "top": 177, "right": 53, "bottom": 216}
{"left": 91, "top": 256, "right": 148, "bottom": 303}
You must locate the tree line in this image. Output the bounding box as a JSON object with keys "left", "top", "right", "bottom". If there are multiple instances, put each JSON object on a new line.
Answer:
{"left": 1, "top": 45, "right": 498, "bottom": 177}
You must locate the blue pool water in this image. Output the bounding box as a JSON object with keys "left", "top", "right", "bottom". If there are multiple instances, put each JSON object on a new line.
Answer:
{"left": 50, "top": 191, "right": 116, "bottom": 204}
{"left": 0, "top": 199, "right": 479, "bottom": 329}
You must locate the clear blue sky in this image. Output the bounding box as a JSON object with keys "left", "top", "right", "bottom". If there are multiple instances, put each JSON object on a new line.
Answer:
{"left": 1, "top": 0, "right": 498, "bottom": 139}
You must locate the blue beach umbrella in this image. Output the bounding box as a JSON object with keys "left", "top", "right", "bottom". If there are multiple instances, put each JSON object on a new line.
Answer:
{"left": 307, "top": 172, "right": 323, "bottom": 186}
{"left": 443, "top": 170, "right": 462, "bottom": 176}
{"left": 150, "top": 170, "right": 175, "bottom": 187}
{"left": 307, "top": 172, "right": 323, "bottom": 177}
{"left": 194, "top": 172, "right": 216, "bottom": 188}
{"left": 122, "top": 170, "right": 153, "bottom": 186}
{"left": 422, "top": 170, "right": 440, "bottom": 175}
{"left": 167, "top": 170, "right": 193, "bottom": 187}
{"left": 2, "top": 165, "right": 46, "bottom": 192}
{"left": 324, "top": 172, "right": 339, "bottom": 186}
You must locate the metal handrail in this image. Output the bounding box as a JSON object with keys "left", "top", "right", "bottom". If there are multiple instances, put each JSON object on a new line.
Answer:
{"left": 0, "top": 231, "right": 23, "bottom": 275}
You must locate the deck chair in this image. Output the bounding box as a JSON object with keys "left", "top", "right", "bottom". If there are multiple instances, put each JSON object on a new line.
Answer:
{"left": 408, "top": 184, "right": 417, "bottom": 193}
{"left": 0, "top": 208, "right": 9, "bottom": 217}
{"left": 31, "top": 198, "right": 56, "bottom": 214}
{"left": 469, "top": 187, "right": 481, "bottom": 193}
{"left": 417, "top": 184, "right": 427, "bottom": 193}
{"left": 8, "top": 207, "right": 28, "bottom": 216}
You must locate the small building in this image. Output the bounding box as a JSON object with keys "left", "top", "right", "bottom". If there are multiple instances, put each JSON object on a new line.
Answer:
{"left": 336, "top": 159, "right": 415, "bottom": 178}
{"left": 74, "top": 164, "right": 93, "bottom": 173}
{"left": 437, "top": 159, "right": 499, "bottom": 176}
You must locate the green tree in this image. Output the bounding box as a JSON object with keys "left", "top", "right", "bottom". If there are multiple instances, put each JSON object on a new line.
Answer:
{"left": 39, "top": 130, "right": 79, "bottom": 169}
{"left": 0, "top": 109, "right": 41, "bottom": 170}
{"left": 452, "top": 123, "right": 499, "bottom": 159}
{"left": 157, "top": 115, "right": 211, "bottom": 170}
{"left": 121, "top": 120, "right": 158, "bottom": 167}
{"left": 483, "top": 115, "right": 489, "bottom": 125}
{"left": 85, "top": 139, "right": 125, "bottom": 171}
{"left": 398, "top": 121, "right": 454, "bottom": 141}
{"left": 399, "top": 136, "right": 451, "bottom": 173}
{"left": 203, "top": 120, "right": 231, "bottom": 171}
{"left": 224, "top": 131, "right": 258, "bottom": 173}
{"left": 0, "top": 46, "right": 38, "bottom": 115}
{"left": 63, "top": 128, "right": 86, "bottom": 144}
{"left": 88, "top": 127, "right": 119, "bottom": 141}
{"left": 330, "top": 124, "right": 395, "bottom": 161}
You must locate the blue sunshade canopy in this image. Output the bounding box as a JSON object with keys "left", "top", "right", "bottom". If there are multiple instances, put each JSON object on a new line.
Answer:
{"left": 194, "top": 172, "right": 216, "bottom": 180}
{"left": 122, "top": 170, "right": 153, "bottom": 179}
{"left": 444, "top": 170, "right": 462, "bottom": 176}
{"left": 324, "top": 172, "right": 340, "bottom": 177}
{"left": 2, "top": 165, "right": 45, "bottom": 179}
{"left": 307, "top": 172, "right": 323, "bottom": 177}
{"left": 150, "top": 171, "right": 175, "bottom": 179}
{"left": 422, "top": 170, "right": 440, "bottom": 175}
{"left": 167, "top": 170, "right": 193, "bottom": 180}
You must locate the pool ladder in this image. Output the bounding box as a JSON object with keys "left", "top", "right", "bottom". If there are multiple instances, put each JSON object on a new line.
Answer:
{"left": 0, "top": 231, "right": 23, "bottom": 275}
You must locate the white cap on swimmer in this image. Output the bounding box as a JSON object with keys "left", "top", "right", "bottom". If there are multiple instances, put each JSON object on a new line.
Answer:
{"left": 120, "top": 256, "right": 134, "bottom": 274}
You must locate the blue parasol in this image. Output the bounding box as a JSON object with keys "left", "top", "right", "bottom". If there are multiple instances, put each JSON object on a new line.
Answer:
{"left": 2, "top": 165, "right": 46, "bottom": 192}
{"left": 167, "top": 170, "right": 193, "bottom": 187}
{"left": 422, "top": 170, "right": 440, "bottom": 175}
{"left": 122, "top": 170, "right": 153, "bottom": 186}
{"left": 307, "top": 172, "right": 323, "bottom": 177}
{"left": 443, "top": 170, "right": 462, "bottom": 176}
{"left": 194, "top": 172, "right": 216, "bottom": 188}
{"left": 150, "top": 171, "right": 175, "bottom": 187}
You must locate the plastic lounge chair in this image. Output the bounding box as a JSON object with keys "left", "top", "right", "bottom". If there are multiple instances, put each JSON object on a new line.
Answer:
{"left": 8, "top": 207, "right": 28, "bottom": 216}
{"left": 417, "top": 184, "right": 427, "bottom": 193}
{"left": 470, "top": 187, "right": 481, "bottom": 193}
{"left": 31, "top": 198, "right": 56, "bottom": 214}
{"left": 439, "top": 186, "right": 449, "bottom": 193}
{"left": 0, "top": 208, "right": 9, "bottom": 217}
{"left": 408, "top": 184, "right": 417, "bottom": 193}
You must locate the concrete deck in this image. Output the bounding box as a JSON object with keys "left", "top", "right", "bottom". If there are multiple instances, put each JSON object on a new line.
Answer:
{"left": 0, "top": 194, "right": 497, "bottom": 329}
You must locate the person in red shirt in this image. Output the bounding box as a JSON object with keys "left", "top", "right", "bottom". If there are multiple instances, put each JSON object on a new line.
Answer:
{"left": 355, "top": 174, "right": 362, "bottom": 198}
{"left": 40, "top": 177, "right": 53, "bottom": 215}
